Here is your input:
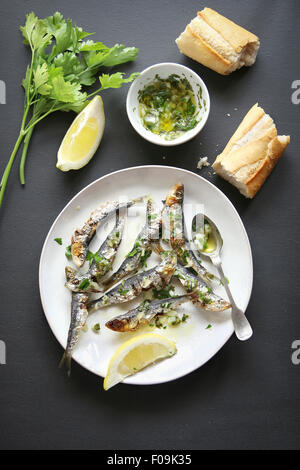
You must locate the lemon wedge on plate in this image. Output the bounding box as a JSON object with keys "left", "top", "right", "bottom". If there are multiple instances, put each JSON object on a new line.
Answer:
{"left": 103, "top": 333, "right": 177, "bottom": 390}
{"left": 57, "top": 95, "right": 105, "bottom": 171}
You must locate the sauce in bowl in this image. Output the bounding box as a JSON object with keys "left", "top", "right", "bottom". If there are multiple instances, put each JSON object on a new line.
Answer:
{"left": 138, "top": 74, "right": 200, "bottom": 140}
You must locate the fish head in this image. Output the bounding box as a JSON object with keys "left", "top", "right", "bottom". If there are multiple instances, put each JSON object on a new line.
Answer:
{"left": 165, "top": 183, "right": 184, "bottom": 207}
{"left": 71, "top": 241, "right": 85, "bottom": 267}
{"left": 106, "top": 317, "right": 129, "bottom": 332}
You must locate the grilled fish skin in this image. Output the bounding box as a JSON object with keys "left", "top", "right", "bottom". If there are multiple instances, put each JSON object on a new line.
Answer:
{"left": 88, "top": 251, "right": 177, "bottom": 313}
{"left": 102, "top": 198, "right": 161, "bottom": 290}
{"left": 164, "top": 183, "right": 216, "bottom": 284}
{"left": 174, "top": 264, "right": 231, "bottom": 312}
{"left": 106, "top": 294, "right": 195, "bottom": 332}
{"left": 65, "top": 209, "right": 125, "bottom": 293}
{"left": 71, "top": 196, "right": 144, "bottom": 268}
{"left": 59, "top": 292, "right": 89, "bottom": 376}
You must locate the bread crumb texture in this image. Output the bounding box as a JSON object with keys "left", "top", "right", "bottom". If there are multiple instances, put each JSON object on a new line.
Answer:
{"left": 212, "top": 104, "right": 290, "bottom": 198}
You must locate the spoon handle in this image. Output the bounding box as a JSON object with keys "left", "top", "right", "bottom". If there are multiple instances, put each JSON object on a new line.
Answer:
{"left": 211, "top": 256, "right": 253, "bottom": 341}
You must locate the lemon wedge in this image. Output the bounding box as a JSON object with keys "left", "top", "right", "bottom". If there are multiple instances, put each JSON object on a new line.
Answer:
{"left": 57, "top": 95, "right": 105, "bottom": 171}
{"left": 103, "top": 333, "right": 177, "bottom": 390}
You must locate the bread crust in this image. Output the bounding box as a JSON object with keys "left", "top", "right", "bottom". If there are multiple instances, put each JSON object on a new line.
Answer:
{"left": 175, "top": 8, "right": 260, "bottom": 75}
{"left": 198, "top": 8, "right": 258, "bottom": 53}
{"left": 245, "top": 135, "right": 290, "bottom": 197}
{"left": 212, "top": 104, "right": 290, "bottom": 198}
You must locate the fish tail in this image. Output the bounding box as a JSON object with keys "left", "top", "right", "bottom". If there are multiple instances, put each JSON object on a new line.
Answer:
{"left": 59, "top": 351, "right": 72, "bottom": 377}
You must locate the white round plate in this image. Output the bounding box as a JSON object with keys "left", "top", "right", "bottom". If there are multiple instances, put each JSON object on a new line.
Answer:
{"left": 39, "top": 165, "right": 253, "bottom": 386}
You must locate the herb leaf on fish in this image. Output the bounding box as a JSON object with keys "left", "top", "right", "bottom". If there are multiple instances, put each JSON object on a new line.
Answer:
{"left": 153, "top": 285, "right": 175, "bottom": 299}
{"left": 65, "top": 245, "right": 72, "bottom": 260}
{"left": 78, "top": 278, "right": 90, "bottom": 290}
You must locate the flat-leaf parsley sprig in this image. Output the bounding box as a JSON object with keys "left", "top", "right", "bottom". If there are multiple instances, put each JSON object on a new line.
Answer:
{"left": 0, "top": 12, "right": 139, "bottom": 208}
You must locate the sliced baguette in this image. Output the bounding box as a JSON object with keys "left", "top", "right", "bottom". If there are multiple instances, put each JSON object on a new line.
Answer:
{"left": 212, "top": 104, "right": 290, "bottom": 198}
{"left": 176, "top": 8, "right": 260, "bottom": 75}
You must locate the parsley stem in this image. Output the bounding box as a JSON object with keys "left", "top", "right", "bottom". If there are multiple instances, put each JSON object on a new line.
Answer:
{"left": 85, "top": 86, "right": 105, "bottom": 100}
{"left": 0, "top": 132, "right": 25, "bottom": 208}
{"left": 23, "top": 105, "right": 61, "bottom": 134}
{"left": 19, "top": 123, "right": 35, "bottom": 185}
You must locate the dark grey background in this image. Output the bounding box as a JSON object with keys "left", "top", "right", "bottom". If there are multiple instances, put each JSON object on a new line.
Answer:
{"left": 0, "top": 0, "right": 299, "bottom": 450}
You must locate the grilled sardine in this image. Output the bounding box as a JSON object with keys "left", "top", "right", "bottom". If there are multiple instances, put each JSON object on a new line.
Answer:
{"left": 71, "top": 196, "right": 144, "bottom": 267}
{"left": 59, "top": 292, "right": 89, "bottom": 376}
{"left": 174, "top": 264, "right": 231, "bottom": 312}
{"left": 88, "top": 251, "right": 177, "bottom": 313}
{"left": 106, "top": 293, "right": 195, "bottom": 332}
{"left": 65, "top": 209, "right": 125, "bottom": 292}
{"left": 164, "top": 183, "right": 216, "bottom": 284}
{"left": 102, "top": 198, "right": 161, "bottom": 290}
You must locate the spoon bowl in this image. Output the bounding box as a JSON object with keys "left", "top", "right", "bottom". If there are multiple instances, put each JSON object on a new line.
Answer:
{"left": 191, "top": 213, "right": 223, "bottom": 258}
{"left": 191, "top": 213, "right": 253, "bottom": 341}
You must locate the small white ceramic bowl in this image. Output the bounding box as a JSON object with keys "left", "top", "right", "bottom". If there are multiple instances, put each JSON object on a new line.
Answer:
{"left": 126, "top": 62, "right": 210, "bottom": 146}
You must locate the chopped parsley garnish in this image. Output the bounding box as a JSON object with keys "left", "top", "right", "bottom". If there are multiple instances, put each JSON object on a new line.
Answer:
{"left": 181, "top": 250, "right": 191, "bottom": 264}
{"left": 138, "top": 299, "right": 151, "bottom": 311}
{"left": 141, "top": 249, "right": 152, "bottom": 268}
{"left": 86, "top": 250, "right": 103, "bottom": 265}
{"left": 54, "top": 238, "right": 62, "bottom": 245}
{"left": 86, "top": 250, "right": 94, "bottom": 262}
{"left": 92, "top": 323, "right": 101, "bottom": 333}
{"left": 118, "top": 287, "right": 129, "bottom": 295}
{"left": 153, "top": 285, "right": 175, "bottom": 299}
{"left": 182, "top": 314, "right": 189, "bottom": 323}
{"left": 198, "top": 291, "right": 212, "bottom": 304}
{"left": 65, "top": 245, "right": 72, "bottom": 260}
{"left": 78, "top": 278, "right": 90, "bottom": 290}
{"left": 126, "top": 241, "right": 141, "bottom": 258}
{"left": 220, "top": 276, "right": 230, "bottom": 286}
{"left": 206, "top": 324, "right": 212, "bottom": 330}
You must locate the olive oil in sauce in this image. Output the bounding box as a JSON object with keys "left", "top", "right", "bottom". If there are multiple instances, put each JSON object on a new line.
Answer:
{"left": 138, "top": 74, "right": 200, "bottom": 140}
{"left": 202, "top": 232, "right": 217, "bottom": 253}
{"left": 193, "top": 220, "right": 216, "bottom": 254}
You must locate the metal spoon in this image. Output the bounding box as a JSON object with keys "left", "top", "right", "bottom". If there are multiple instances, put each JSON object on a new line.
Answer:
{"left": 191, "top": 213, "right": 253, "bottom": 341}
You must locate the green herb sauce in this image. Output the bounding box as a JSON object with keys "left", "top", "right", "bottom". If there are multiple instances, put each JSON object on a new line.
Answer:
{"left": 138, "top": 74, "right": 200, "bottom": 140}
